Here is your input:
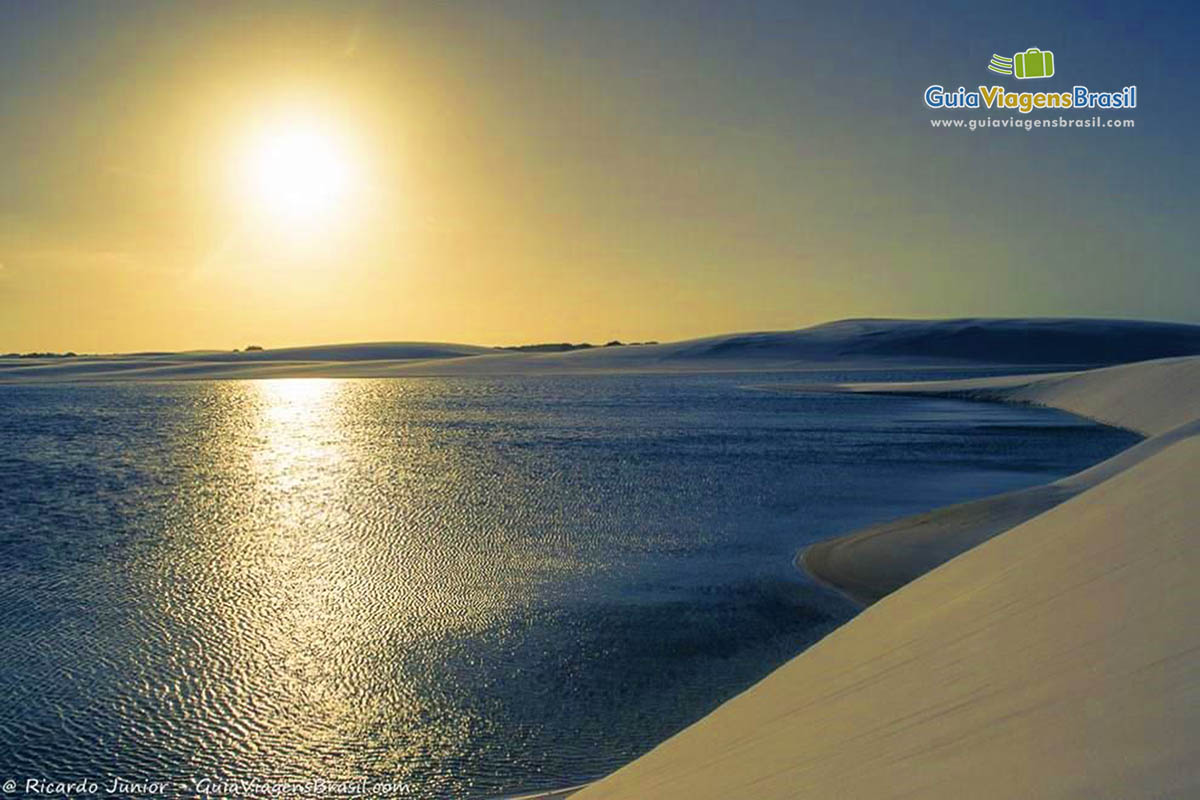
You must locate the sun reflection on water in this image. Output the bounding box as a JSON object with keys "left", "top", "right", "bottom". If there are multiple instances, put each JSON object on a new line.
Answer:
{"left": 170, "top": 378, "right": 508, "bottom": 789}
{"left": 252, "top": 378, "right": 348, "bottom": 508}
{"left": 174, "top": 379, "right": 393, "bottom": 779}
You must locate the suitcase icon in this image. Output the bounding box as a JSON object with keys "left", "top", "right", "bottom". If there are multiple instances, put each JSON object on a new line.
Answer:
{"left": 1014, "top": 48, "right": 1054, "bottom": 79}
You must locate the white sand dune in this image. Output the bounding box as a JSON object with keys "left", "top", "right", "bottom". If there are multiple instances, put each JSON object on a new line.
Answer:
{"left": 5, "top": 318, "right": 1200, "bottom": 382}
{"left": 574, "top": 355, "right": 1200, "bottom": 799}
{"left": 0, "top": 342, "right": 495, "bottom": 382}
{"left": 845, "top": 353, "right": 1200, "bottom": 438}
{"left": 798, "top": 356, "right": 1200, "bottom": 604}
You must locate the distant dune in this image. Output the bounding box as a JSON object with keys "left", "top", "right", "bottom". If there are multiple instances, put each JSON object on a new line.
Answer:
{"left": 189, "top": 341, "right": 495, "bottom": 362}
{"left": 477, "top": 317, "right": 1200, "bottom": 372}
{"left": 0, "top": 341, "right": 492, "bottom": 382}
{"left": 4, "top": 318, "right": 1200, "bottom": 382}
{"left": 574, "top": 355, "right": 1200, "bottom": 799}
{"left": 661, "top": 317, "right": 1200, "bottom": 365}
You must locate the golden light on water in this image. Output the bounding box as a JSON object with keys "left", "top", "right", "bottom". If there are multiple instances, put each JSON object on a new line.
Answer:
{"left": 183, "top": 378, "right": 369, "bottom": 770}
{"left": 255, "top": 378, "right": 344, "bottom": 447}
{"left": 219, "top": 378, "right": 502, "bottom": 781}
{"left": 97, "top": 377, "right": 582, "bottom": 785}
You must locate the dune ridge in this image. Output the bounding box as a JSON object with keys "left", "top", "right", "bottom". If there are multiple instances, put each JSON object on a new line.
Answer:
{"left": 5, "top": 318, "right": 1200, "bottom": 382}
{"left": 573, "top": 355, "right": 1200, "bottom": 799}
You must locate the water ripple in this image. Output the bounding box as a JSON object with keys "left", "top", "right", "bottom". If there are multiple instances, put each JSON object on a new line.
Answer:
{"left": 0, "top": 374, "right": 1138, "bottom": 797}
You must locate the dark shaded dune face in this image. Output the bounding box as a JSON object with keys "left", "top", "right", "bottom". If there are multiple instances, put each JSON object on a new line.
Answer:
{"left": 838, "top": 321, "right": 1200, "bottom": 364}
{"left": 666, "top": 319, "right": 1200, "bottom": 366}
{"left": 690, "top": 334, "right": 824, "bottom": 360}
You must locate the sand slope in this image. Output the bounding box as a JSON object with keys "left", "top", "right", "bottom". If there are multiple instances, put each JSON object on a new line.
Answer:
{"left": 5, "top": 318, "right": 1200, "bottom": 382}
{"left": 0, "top": 342, "right": 494, "bottom": 382}
{"left": 799, "top": 481, "right": 1075, "bottom": 606}
{"left": 848, "top": 354, "right": 1200, "bottom": 437}
{"left": 575, "top": 355, "right": 1200, "bottom": 799}
{"left": 800, "top": 356, "right": 1200, "bottom": 603}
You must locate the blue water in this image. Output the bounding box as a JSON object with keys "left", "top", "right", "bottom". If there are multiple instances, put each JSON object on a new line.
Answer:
{"left": 0, "top": 373, "right": 1138, "bottom": 798}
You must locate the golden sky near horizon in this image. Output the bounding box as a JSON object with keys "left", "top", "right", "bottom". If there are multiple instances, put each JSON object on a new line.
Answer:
{"left": 0, "top": 2, "right": 1194, "bottom": 352}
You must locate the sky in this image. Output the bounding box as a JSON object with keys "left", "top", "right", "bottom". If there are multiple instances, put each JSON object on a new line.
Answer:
{"left": 0, "top": 0, "right": 1197, "bottom": 352}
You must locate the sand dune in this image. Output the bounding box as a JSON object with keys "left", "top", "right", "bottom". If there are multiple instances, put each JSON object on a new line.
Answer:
{"left": 663, "top": 317, "right": 1200, "bottom": 365}
{"left": 799, "top": 357, "right": 1200, "bottom": 603}
{"left": 5, "top": 318, "right": 1200, "bottom": 382}
{"left": 844, "top": 353, "right": 1200, "bottom": 437}
{"left": 799, "top": 420, "right": 1200, "bottom": 605}
{"left": 574, "top": 355, "right": 1200, "bottom": 799}
{"left": 188, "top": 341, "right": 495, "bottom": 362}
{"left": 799, "top": 481, "right": 1075, "bottom": 606}
{"left": 0, "top": 341, "right": 493, "bottom": 382}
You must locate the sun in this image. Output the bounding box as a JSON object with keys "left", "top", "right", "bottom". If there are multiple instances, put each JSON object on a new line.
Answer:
{"left": 234, "top": 113, "right": 361, "bottom": 230}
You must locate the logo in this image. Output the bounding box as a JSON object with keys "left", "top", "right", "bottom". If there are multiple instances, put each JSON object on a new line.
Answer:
{"left": 923, "top": 48, "right": 1136, "bottom": 115}
{"left": 988, "top": 48, "right": 1055, "bottom": 79}
{"left": 988, "top": 54, "right": 1014, "bottom": 75}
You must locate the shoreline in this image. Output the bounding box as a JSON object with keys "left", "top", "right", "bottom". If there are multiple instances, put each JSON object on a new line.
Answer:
{"left": 0, "top": 357, "right": 1093, "bottom": 384}
{"left": 510, "top": 361, "right": 1172, "bottom": 798}
{"left": 505, "top": 359, "right": 1190, "bottom": 797}
{"left": 790, "top": 357, "right": 1199, "bottom": 605}
{"left": 797, "top": 484, "right": 1072, "bottom": 605}
{"left": 574, "top": 354, "right": 1200, "bottom": 799}
{"left": 497, "top": 783, "right": 590, "bottom": 800}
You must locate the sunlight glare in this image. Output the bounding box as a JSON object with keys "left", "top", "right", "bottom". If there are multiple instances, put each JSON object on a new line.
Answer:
{"left": 235, "top": 113, "right": 361, "bottom": 232}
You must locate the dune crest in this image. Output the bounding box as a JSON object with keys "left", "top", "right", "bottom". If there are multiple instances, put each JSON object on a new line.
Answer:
{"left": 5, "top": 318, "right": 1200, "bottom": 382}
